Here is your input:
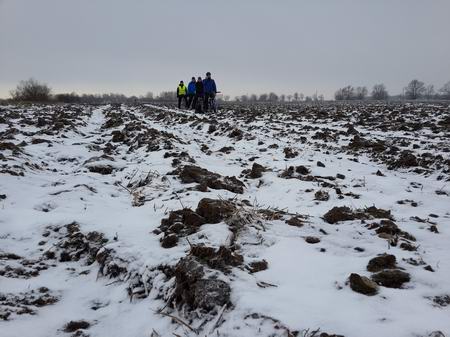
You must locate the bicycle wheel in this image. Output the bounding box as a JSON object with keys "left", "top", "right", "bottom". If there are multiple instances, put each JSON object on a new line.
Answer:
{"left": 211, "top": 97, "right": 217, "bottom": 113}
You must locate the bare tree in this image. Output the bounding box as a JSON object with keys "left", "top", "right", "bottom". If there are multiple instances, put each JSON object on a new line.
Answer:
{"left": 158, "top": 91, "right": 176, "bottom": 100}
{"left": 371, "top": 84, "right": 389, "bottom": 100}
{"left": 439, "top": 81, "right": 450, "bottom": 99}
{"left": 293, "top": 92, "right": 299, "bottom": 101}
{"left": 55, "top": 92, "right": 80, "bottom": 103}
{"left": 259, "top": 93, "right": 268, "bottom": 102}
{"left": 424, "top": 85, "right": 435, "bottom": 100}
{"left": 335, "top": 85, "right": 355, "bottom": 101}
{"left": 268, "top": 92, "right": 278, "bottom": 102}
{"left": 10, "top": 78, "right": 51, "bottom": 101}
{"left": 355, "top": 86, "right": 368, "bottom": 100}
{"left": 335, "top": 89, "right": 344, "bottom": 101}
{"left": 343, "top": 86, "right": 355, "bottom": 100}
{"left": 404, "top": 79, "right": 426, "bottom": 100}
{"left": 240, "top": 95, "right": 249, "bottom": 102}
{"left": 144, "top": 91, "right": 154, "bottom": 100}
{"left": 299, "top": 93, "right": 304, "bottom": 101}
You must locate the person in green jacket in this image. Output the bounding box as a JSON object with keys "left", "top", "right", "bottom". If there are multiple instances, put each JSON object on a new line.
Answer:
{"left": 177, "top": 81, "right": 188, "bottom": 109}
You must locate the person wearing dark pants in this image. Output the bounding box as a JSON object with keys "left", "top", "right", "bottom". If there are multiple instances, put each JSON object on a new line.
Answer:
{"left": 186, "top": 77, "right": 196, "bottom": 109}
{"left": 202, "top": 72, "right": 217, "bottom": 111}
{"left": 177, "top": 81, "right": 188, "bottom": 109}
{"left": 192, "top": 77, "right": 204, "bottom": 113}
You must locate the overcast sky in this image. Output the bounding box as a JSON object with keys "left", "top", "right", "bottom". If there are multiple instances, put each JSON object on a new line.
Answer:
{"left": 1, "top": 0, "right": 449, "bottom": 99}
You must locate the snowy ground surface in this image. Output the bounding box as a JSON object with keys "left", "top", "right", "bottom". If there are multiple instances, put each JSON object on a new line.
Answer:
{"left": 0, "top": 102, "right": 449, "bottom": 337}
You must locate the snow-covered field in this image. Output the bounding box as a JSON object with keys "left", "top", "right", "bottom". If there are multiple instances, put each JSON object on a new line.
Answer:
{"left": 0, "top": 102, "right": 449, "bottom": 337}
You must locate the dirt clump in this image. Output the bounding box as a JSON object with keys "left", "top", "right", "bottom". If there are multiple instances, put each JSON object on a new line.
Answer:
{"left": 389, "top": 151, "right": 419, "bottom": 169}
{"left": 364, "top": 206, "right": 392, "bottom": 219}
{"left": 196, "top": 198, "right": 237, "bottom": 224}
{"left": 375, "top": 220, "right": 401, "bottom": 236}
{"left": 44, "top": 222, "right": 108, "bottom": 265}
{"left": 371, "top": 219, "right": 416, "bottom": 243}
{"left": 348, "top": 135, "right": 386, "bottom": 152}
{"left": 87, "top": 164, "right": 114, "bottom": 175}
{"left": 323, "top": 206, "right": 356, "bottom": 224}
{"left": 102, "top": 115, "right": 123, "bottom": 129}
{"left": 286, "top": 216, "right": 305, "bottom": 227}
{"left": 371, "top": 269, "right": 410, "bottom": 288}
{"left": 430, "top": 295, "right": 450, "bottom": 307}
{"left": 284, "top": 147, "right": 298, "bottom": 158}
{"left": 157, "top": 199, "right": 237, "bottom": 248}
{"left": 315, "top": 190, "right": 330, "bottom": 201}
{"left": 400, "top": 241, "right": 417, "bottom": 251}
{"left": 169, "top": 165, "right": 245, "bottom": 194}
{"left": 0, "top": 142, "right": 24, "bottom": 154}
{"left": 279, "top": 166, "right": 296, "bottom": 178}
{"left": 131, "top": 127, "right": 178, "bottom": 152}
{"left": 95, "top": 248, "right": 128, "bottom": 279}
{"left": 367, "top": 254, "right": 397, "bottom": 272}
{"left": 0, "top": 263, "right": 41, "bottom": 279}
{"left": 296, "top": 165, "right": 310, "bottom": 175}
{"left": 247, "top": 260, "right": 268, "bottom": 273}
{"left": 168, "top": 239, "right": 245, "bottom": 311}
{"left": 229, "top": 128, "right": 244, "bottom": 140}
{"left": 0, "top": 287, "right": 59, "bottom": 321}
{"left": 164, "top": 151, "right": 196, "bottom": 167}
{"left": 349, "top": 273, "right": 378, "bottom": 296}
{"left": 218, "top": 146, "right": 234, "bottom": 154}
{"left": 172, "top": 256, "right": 231, "bottom": 311}
{"left": 111, "top": 130, "right": 125, "bottom": 142}
{"left": 63, "top": 320, "right": 91, "bottom": 333}
{"left": 190, "top": 245, "right": 243, "bottom": 272}
{"left": 323, "top": 206, "right": 393, "bottom": 224}
{"left": 159, "top": 209, "right": 205, "bottom": 236}
{"left": 193, "top": 279, "right": 231, "bottom": 311}
{"left": 305, "top": 236, "right": 321, "bottom": 244}
{"left": 243, "top": 162, "right": 266, "bottom": 179}
{"left": 161, "top": 234, "right": 179, "bottom": 248}
{"left": 0, "top": 252, "right": 22, "bottom": 260}
{"left": 208, "top": 124, "right": 217, "bottom": 134}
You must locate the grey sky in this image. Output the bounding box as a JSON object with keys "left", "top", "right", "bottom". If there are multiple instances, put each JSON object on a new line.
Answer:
{"left": 1, "top": 0, "right": 449, "bottom": 99}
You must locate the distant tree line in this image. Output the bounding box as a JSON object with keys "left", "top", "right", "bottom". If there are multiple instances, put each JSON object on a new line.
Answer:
{"left": 234, "top": 92, "right": 324, "bottom": 103}
{"left": 6, "top": 79, "right": 326, "bottom": 104}
{"left": 335, "top": 80, "right": 450, "bottom": 101}
{"left": 5, "top": 78, "right": 450, "bottom": 103}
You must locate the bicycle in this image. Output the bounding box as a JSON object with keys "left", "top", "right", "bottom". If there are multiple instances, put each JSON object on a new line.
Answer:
{"left": 205, "top": 91, "right": 220, "bottom": 113}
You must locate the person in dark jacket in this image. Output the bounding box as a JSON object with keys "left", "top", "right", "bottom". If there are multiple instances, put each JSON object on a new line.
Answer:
{"left": 186, "top": 77, "right": 196, "bottom": 109}
{"left": 176, "top": 80, "right": 188, "bottom": 109}
{"left": 203, "top": 72, "right": 217, "bottom": 111}
{"left": 192, "top": 77, "right": 204, "bottom": 112}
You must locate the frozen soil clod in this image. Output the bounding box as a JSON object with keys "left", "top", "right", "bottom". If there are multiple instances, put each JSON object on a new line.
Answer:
{"left": 323, "top": 206, "right": 393, "bottom": 224}
{"left": 169, "top": 165, "right": 245, "bottom": 194}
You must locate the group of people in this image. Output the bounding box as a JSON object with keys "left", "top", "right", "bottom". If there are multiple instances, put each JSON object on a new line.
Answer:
{"left": 176, "top": 72, "right": 218, "bottom": 112}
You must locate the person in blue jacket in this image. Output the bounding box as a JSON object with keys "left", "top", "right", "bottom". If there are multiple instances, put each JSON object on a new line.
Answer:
{"left": 186, "top": 77, "right": 196, "bottom": 109}
{"left": 203, "top": 72, "right": 217, "bottom": 111}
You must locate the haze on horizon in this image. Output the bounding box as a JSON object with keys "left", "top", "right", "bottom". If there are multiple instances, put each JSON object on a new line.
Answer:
{"left": 1, "top": 0, "right": 449, "bottom": 100}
